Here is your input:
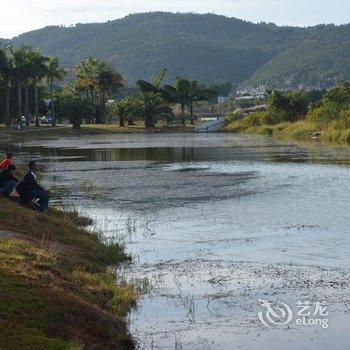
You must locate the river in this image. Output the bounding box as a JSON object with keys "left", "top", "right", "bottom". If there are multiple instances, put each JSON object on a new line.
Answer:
{"left": 7, "top": 132, "right": 350, "bottom": 349}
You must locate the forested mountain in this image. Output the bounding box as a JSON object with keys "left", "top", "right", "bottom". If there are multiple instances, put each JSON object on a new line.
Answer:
{"left": 248, "top": 24, "right": 350, "bottom": 87}
{"left": 2, "top": 12, "right": 349, "bottom": 87}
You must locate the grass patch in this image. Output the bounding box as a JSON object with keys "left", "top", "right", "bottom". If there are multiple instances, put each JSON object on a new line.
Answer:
{"left": 225, "top": 118, "right": 350, "bottom": 145}
{"left": 272, "top": 120, "right": 317, "bottom": 140}
{"left": 0, "top": 199, "right": 137, "bottom": 349}
{"left": 82, "top": 124, "right": 145, "bottom": 133}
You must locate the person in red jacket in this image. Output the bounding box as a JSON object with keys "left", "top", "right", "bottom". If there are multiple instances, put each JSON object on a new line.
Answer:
{"left": 0, "top": 165, "right": 18, "bottom": 197}
{"left": 0, "top": 153, "right": 13, "bottom": 171}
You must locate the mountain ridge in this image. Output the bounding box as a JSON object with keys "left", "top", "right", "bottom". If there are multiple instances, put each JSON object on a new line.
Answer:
{"left": 1, "top": 12, "right": 349, "bottom": 87}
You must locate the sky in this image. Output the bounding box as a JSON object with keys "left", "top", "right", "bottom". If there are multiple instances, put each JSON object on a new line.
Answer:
{"left": 0, "top": 0, "right": 349, "bottom": 38}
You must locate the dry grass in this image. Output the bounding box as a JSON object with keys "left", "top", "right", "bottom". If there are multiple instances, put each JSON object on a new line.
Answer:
{"left": 225, "top": 118, "right": 350, "bottom": 145}
{"left": 0, "top": 199, "right": 137, "bottom": 350}
{"left": 82, "top": 124, "right": 145, "bottom": 133}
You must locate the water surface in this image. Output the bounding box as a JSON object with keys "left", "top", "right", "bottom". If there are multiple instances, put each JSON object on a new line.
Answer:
{"left": 6, "top": 133, "right": 350, "bottom": 349}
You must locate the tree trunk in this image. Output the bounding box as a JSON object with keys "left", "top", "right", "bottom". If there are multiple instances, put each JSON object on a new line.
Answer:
{"left": 145, "top": 115, "right": 155, "bottom": 128}
{"left": 17, "top": 82, "right": 22, "bottom": 126}
{"left": 190, "top": 101, "right": 194, "bottom": 125}
{"left": 51, "top": 79, "right": 56, "bottom": 126}
{"left": 98, "top": 92, "right": 103, "bottom": 124}
{"left": 5, "top": 85, "right": 10, "bottom": 127}
{"left": 72, "top": 118, "right": 81, "bottom": 129}
{"left": 90, "top": 87, "right": 95, "bottom": 124}
{"left": 34, "top": 77, "right": 39, "bottom": 127}
{"left": 25, "top": 84, "right": 29, "bottom": 126}
{"left": 119, "top": 116, "right": 125, "bottom": 127}
{"left": 181, "top": 103, "right": 185, "bottom": 127}
{"left": 102, "top": 91, "right": 107, "bottom": 124}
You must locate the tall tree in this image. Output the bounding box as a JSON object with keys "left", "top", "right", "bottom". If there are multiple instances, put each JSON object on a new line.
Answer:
{"left": 75, "top": 58, "right": 100, "bottom": 122}
{"left": 188, "top": 80, "right": 217, "bottom": 124}
{"left": 56, "top": 90, "right": 92, "bottom": 129}
{"left": 46, "top": 57, "right": 66, "bottom": 126}
{"left": 163, "top": 78, "right": 191, "bottom": 126}
{"left": 97, "top": 66, "right": 123, "bottom": 122}
{"left": 0, "top": 46, "right": 14, "bottom": 126}
{"left": 23, "top": 47, "right": 37, "bottom": 126}
{"left": 13, "top": 46, "right": 30, "bottom": 126}
{"left": 76, "top": 58, "right": 124, "bottom": 123}
{"left": 136, "top": 68, "right": 167, "bottom": 94}
{"left": 133, "top": 93, "right": 172, "bottom": 128}
{"left": 30, "top": 50, "right": 48, "bottom": 126}
{"left": 110, "top": 98, "right": 133, "bottom": 127}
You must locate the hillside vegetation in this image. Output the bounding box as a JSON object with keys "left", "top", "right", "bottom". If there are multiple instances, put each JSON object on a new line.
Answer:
{"left": 225, "top": 81, "right": 350, "bottom": 144}
{"left": 2, "top": 12, "right": 349, "bottom": 86}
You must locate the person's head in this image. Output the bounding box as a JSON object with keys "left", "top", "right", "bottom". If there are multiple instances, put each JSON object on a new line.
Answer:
{"left": 7, "top": 164, "right": 16, "bottom": 176}
{"left": 29, "top": 160, "right": 38, "bottom": 172}
{"left": 6, "top": 153, "right": 13, "bottom": 161}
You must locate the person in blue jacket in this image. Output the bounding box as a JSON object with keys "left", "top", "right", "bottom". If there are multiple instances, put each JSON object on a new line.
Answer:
{"left": 17, "top": 160, "right": 50, "bottom": 212}
{"left": 0, "top": 165, "right": 19, "bottom": 197}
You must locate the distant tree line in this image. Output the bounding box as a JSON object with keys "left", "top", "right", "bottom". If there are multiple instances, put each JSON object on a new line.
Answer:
{"left": 0, "top": 45, "right": 66, "bottom": 126}
{"left": 1, "top": 45, "right": 219, "bottom": 129}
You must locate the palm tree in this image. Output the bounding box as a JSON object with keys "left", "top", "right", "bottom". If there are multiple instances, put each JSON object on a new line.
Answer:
{"left": 23, "top": 47, "right": 37, "bottom": 126}
{"left": 136, "top": 68, "right": 167, "bottom": 94}
{"left": 0, "top": 48, "right": 6, "bottom": 123}
{"left": 0, "top": 48, "right": 8, "bottom": 125}
{"left": 97, "top": 66, "right": 123, "bottom": 122}
{"left": 76, "top": 58, "right": 124, "bottom": 124}
{"left": 13, "top": 46, "right": 30, "bottom": 126}
{"left": 163, "top": 78, "right": 191, "bottom": 126}
{"left": 0, "top": 46, "right": 14, "bottom": 126}
{"left": 30, "top": 50, "right": 48, "bottom": 126}
{"left": 75, "top": 58, "right": 100, "bottom": 121}
{"left": 110, "top": 98, "right": 133, "bottom": 127}
{"left": 133, "top": 93, "right": 172, "bottom": 128}
{"left": 46, "top": 57, "right": 66, "bottom": 126}
{"left": 188, "top": 81, "right": 217, "bottom": 124}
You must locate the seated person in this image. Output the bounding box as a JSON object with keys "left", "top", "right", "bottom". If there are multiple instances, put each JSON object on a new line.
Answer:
{"left": 0, "top": 153, "right": 13, "bottom": 171}
{"left": 16, "top": 161, "right": 49, "bottom": 212}
{"left": 0, "top": 165, "right": 19, "bottom": 197}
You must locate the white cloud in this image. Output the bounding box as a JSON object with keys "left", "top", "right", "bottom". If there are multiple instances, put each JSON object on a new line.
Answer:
{"left": 0, "top": 0, "right": 349, "bottom": 38}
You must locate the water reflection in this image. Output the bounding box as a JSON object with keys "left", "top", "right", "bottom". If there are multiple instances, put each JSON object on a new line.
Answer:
{"left": 6, "top": 142, "right": 350, "bottom": 166}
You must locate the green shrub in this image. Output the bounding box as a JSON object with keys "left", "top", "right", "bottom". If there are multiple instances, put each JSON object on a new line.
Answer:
{"left": 225, "top": 110, "right": 244, "bottom": 123}
{"left": 263, "top": 110, "right": 290, "bottom": 125}
{"left": 337, "top": 108, "right": 350, "bottom": 129}
{"left": 242, "top": 112, "right": 264, "bottom": 127}
{"left": 307, "top": 106, "right": 336, "bottom": 126}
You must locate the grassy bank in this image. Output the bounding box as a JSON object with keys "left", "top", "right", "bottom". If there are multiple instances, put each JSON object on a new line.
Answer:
{"left": 225, "top": 82, "right": 350, "bottom": 145}
{"left": 225, "top": 119, "right": 350, "bottom": 144}
{"left": 0, "top": 199, "right": 136, "bottom": 349}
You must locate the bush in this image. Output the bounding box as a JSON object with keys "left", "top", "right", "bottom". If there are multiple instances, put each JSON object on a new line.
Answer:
{"left": 307, "top": 105, "right": 336, "bottom": 127}
{"left": 261, "top": 110, "right": 289, "bottom": 125}
{"left": 241, "top": 110, "right": 289, "bottom": 127}
{"left": 225, "top": 110, "right": 244, "bottom": 122}
{"left": 269, "top": 91, "right": 309, "bottom": 122}
{"left": 242, "top": 112, "right": 264, "bottom": 127}
{"left": 337, "top": 108, "right": 350, "bottom": 129}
